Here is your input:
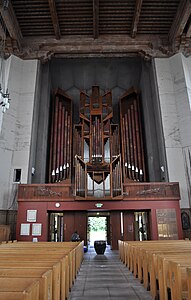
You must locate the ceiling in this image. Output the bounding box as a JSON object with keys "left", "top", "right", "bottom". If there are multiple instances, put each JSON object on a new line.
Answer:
{"left": 0, "top": 0, "right": 191, "bottom": 61}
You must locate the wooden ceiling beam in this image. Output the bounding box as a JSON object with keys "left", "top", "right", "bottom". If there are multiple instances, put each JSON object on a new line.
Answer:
{"left": 0, "top": 0, "right": 22, "bottom": 48}
{"left": 48, "top": 0, "right": 61, "bottom": 40}
{"left": 169, "top": 0, "right": 191, "bottom": 43}
{"left": 12, "top": 34, "right": 170, "bottom": 60}
{"left": 131, "top": 0, "right": 143, "bottom": 38}
{"left": 93, "top": 0, "right": 99, "bottom": 39}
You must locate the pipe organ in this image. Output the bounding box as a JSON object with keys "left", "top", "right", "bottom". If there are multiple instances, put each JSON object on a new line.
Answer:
{"left": 120, "top": 87, "right": 146, "bottom": 182}
{"left": 48, "top": 86, "right": 146, "bottom": 198}
{"left": 74, "top": 85, "right": 122, "bottom": 199}
{"left": 49, "top": 89, "right": 72, "bottom": 183}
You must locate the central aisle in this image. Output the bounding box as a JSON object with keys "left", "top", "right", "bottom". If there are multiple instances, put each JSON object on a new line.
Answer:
{"left": 68, "top": 246, "right": 153, "bottom": 300}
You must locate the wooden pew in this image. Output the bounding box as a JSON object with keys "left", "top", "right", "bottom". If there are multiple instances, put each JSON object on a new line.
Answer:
{"left": 131, "top": 241, "right": 191, "bottom": 287}
{"left": 143, "top": 247, "right": 191, "bottom": 293}
{"left": 120, "top": 240, "right": 188, "bottom": 273}
{"left": 0, "top": 260, "right": 62, "bottom": 300}
{"left": 0, "top": 278, "right": 40, "bottom": 300}
{"left": 118, "top": 240, "right": 125, "bottom": 262}
{"left": 119, "top": 240, "right": 191, "bottom": 300}
{"left": 168, "top": 260, "right": 191, "bottom": 300}
{"left": 0, "top": 254, "right": 64, "bottom": 300}
{"left": 0, "top": 225, "right": 10, "bottom": 242}
{"left": 156, "top": 254, "right": 191, "bottom": 300}
{"left": 0, "top": 241, "right": 84, "bottom": 300}
{"left": 0, "top": 269, "right": 52, "bottom": 300}
{"left": 187, "top": 267, "right": 191, "bottom": 300}
{"left": 0, "top": 241, "right": 84, "bottom": 280}
{"left": 0, "top": 245, "right": 74, "bottom": 297}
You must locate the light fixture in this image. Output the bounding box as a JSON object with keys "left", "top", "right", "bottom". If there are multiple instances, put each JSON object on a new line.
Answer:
{"left": 0, "top": 0, "right": 11, "bottom": 113}
{"left": 31, "top": 167, "right": 35, "bottom": 176}
{"left": 3, "top": 1, "right": 9, "bottom": 10}
{"left": 0, "top": 86, "right": 10, "bottom": 113}
{"left": 95, "top": 203, "right": 103, "bottom": 208}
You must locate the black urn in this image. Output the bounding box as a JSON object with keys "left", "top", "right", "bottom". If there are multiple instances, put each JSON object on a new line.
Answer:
{"left": 94, "top": 240, "right": 106, "bottom": 255}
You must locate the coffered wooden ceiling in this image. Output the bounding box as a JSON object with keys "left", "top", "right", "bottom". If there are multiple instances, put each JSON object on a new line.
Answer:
{"left": 0, "top": 0, "right": 191, "bottom": 60}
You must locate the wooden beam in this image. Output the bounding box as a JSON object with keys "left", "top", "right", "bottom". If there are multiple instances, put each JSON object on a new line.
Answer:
{"left": 14, "top": 34, "right": 171, "bottom": 60}
{"left": 0, "top": 21, "right": 6, "bottom": 40}
{"left": 131, "top": 0, "right": 143, "bottom": 38}
{"left": 93, "top": 0, "right": 99, "bottom": 39}
{"left": 186, "top": 17, "right": 191, "bottom": 38}
{"left": 0, "top": 0, "right": 22, "bottom": 48}
{"left": 169, "top": 0, "right": 191, "bottom": 43}
{"left": 48, "top": 0, "right": 61, "bottom": 40}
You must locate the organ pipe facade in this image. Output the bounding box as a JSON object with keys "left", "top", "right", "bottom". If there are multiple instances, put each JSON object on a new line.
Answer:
{"left": 48, "top": 86, "right": 146, "bottom": 198}
{"left": 49, "top": 89, "right": 72, "bottom": 183}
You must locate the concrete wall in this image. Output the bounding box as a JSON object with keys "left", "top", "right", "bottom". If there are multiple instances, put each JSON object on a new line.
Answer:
{"left": 0, "top": 55, "right": 38, "bottom": 209}
{"left": 32, "top": 63, "right": 51, "bottom": 183}
{"left": 50, "top": 57, "right": 142, "bottom": 123}
{"left": 155, "top": 53, "right": 191, "bottom": 208}
{"left": 140, "top": 61, "right": 168, "bottom": 182}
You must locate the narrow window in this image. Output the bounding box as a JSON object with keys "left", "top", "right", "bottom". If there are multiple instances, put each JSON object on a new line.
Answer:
{"left": 13, "top": 169, "right": 21, "bottom": 182}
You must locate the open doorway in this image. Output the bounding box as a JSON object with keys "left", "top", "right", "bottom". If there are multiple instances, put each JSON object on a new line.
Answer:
{"left": 134, "top": 211, "right": 149, "bottom": 241}
{"left": 87, "top": 212, "right": 110, "bottom": 246}
{"left": 123, "top": 210, "right": 150, "bottom": 242}
{"left": 49, "top": 212, "right": 64, "bottom": 242}
{"left": 88, "top": 216, "right": 106, "bottom": 246}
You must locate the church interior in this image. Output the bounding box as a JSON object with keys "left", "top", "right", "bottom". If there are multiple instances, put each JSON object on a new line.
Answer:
{"left": 0, "top": 0, "right": 191, "bottom": 249}
{"left": 1, "top": 1, "right": 191, "bottom": 299}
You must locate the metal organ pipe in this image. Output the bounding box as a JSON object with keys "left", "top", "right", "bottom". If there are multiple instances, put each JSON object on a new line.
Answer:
{"left": 52, "top": 96, "right": 59, "bottom": 182}
{"left": 67, "top": 114, "right": 70, "bottom": 178}
{"left": 137, "top": 100, "right": 146, "bottom": 181}
{"left": 120, "top": 90, "right": 146, "bottom": 182}
{"left": 56, "top": 101, "right": 62, "bottom": 182}
{"left": 49, "top": 96, "right": 55, "bottom": 183}
{"left": 131, "top": 103, "right": 138, "bottom": 174}
{"left": 49, "top": 90, "right": 72, "bottom": 183}
{"left": 134, "top": 99, "right": 142, "bottom": 181}
{"left": 63, "top": 110, "right": 68, "bottom": 179}
{"left": 60, "top": 106, "right": 65, "bottom": 180}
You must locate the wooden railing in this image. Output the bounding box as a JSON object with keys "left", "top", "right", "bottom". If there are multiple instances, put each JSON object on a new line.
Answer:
{"left": 123, "top": 182, "right": 180, "bottom": 200}
{"left": 18, "top": 181, "right": 180, "bottom": 202}
{"left": 18, "top": 183, "right": 73, "bottom": 201}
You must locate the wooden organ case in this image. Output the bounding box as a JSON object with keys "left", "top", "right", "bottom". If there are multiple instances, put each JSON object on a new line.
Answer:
{"left": 74, "top": 86, "right": 123, "bottom": 200}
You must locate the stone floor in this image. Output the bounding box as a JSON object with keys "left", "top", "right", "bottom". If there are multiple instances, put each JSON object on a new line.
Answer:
{"left": 68, "top": 245, "right": 153, "bottom": 300}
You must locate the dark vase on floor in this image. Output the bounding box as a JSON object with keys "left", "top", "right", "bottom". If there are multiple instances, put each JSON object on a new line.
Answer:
{"left": 94, "top": 240, "right": 106, "bottom": 254}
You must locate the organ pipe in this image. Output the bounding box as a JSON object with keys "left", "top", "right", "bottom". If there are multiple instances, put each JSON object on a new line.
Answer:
{"left": 120, "top": 88, "right": 146, "bottom": 182}
{"left": 74, "top": 86, "right": 122, "bottom": 199}
{"left": 49, "top": 89, "right": 72, "bottom": 183}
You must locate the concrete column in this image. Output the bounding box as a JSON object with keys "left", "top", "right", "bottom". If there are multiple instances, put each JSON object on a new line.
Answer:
{"left": 155, "top": 53, "right": 191, "bottom": 209}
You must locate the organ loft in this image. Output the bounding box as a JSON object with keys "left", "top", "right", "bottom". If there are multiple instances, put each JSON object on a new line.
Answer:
{"left": 16, "top": 83, "right": 182, "bottom": 248}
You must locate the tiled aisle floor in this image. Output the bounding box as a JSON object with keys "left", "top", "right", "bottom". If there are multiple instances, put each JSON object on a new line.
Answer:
{"left": 68, "top": 246, "right": 153, "bottom": 300}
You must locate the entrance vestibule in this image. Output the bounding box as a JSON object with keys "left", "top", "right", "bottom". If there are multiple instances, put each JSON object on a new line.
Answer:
{"left": 48, "top": 210, "right": 150, "bottom": 246}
